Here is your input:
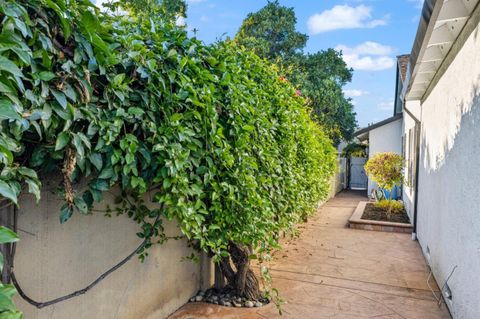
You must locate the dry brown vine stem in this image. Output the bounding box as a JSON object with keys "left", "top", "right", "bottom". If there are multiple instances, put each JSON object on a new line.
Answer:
{"left": 62, "top": 147, "right": 76, "bottom": 206}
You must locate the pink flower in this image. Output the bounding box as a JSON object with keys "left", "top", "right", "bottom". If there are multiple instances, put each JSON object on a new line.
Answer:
{"left": 295, "top": 90, "right": 302, "bottom": 96}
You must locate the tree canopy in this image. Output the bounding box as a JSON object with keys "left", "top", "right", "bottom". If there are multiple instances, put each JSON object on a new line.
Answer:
{"left": 0, "top": 0, "right": 336, "bottom": 301}
{"left": 235, "top": 1, "right": 357, "bottom": 144}
{"left": 235, "top": 0, "right": 307, "bottom": 61}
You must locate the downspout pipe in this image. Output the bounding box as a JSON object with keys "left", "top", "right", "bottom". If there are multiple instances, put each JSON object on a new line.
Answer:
{"left": 403, "top": 106, "right": 421, "bottom": 240}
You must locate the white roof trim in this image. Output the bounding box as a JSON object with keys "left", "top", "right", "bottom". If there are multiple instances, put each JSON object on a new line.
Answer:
{"left": 406, "top": 0, "right": 480, "bottom": 101}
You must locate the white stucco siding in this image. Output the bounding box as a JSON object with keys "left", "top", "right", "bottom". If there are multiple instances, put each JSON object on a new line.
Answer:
{"left": 416, "top": 20, "right": 480, "bottom": 318}
{"left": 367, "top": 118, "right": 403, "bottom": 195}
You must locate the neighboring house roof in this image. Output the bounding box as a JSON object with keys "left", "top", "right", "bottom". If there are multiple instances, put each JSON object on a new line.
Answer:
{"left": 394, "top": 54, "right": 410, "bottom": 115}
{"left": 397, "top": 55, "right": 410, "bottom": 82}
{"left": 354, "top": 114, "right": 403, "bottom": 140}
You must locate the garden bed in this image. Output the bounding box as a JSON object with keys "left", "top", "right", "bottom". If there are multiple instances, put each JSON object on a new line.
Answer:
{"left": 349, "top": 201, "right": 412, "bottom": 233}
{"left": 362, "top": 203, "right": 410, "bottom": 223}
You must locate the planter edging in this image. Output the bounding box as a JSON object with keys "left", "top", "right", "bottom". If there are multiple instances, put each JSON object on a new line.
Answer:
{"left": 349, "top": 201, "right": 413, "bottom": 233}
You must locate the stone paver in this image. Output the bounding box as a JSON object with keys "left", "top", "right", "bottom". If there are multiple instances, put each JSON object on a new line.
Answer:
{"left": 169, "top": 191, "right": 451, "bottom": 319}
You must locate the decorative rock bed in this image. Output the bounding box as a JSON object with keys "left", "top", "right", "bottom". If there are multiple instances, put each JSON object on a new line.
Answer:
{"left": 189, "top": 288, "right": 269, "bottom": 308}
{"left": 348, "top": 201, "right": 413, "bottom": 233}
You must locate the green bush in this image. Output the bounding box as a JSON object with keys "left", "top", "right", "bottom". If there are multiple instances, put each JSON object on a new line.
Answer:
{"left": 374, "top": 200, "right": 404, "bottom": 214}
{"left": 364, "top": 152, "right": 403, "bottom": 198}
{"left": 0, "top": 0, "right": 336, "bottom": 299}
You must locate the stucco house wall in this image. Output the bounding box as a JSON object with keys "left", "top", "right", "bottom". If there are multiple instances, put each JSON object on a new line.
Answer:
{"left": 367, "top": 118, "right": 403, "bottom": 195}
{"left": 415, "top": 18, "right": 480, "bottom": 318}
{"left": 10, "top": 179, "right": 213, "bottom": 319}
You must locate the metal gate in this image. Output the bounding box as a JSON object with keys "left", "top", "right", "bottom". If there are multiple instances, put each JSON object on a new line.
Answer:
{"left": 349, "top": 157, "right": 368, "bottom": 190}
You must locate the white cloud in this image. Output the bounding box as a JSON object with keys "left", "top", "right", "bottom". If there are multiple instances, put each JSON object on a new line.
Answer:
{"left": 336, "top": 41, "right": 393, "bottom": 56}
{"left": 344, "top": 89, "right": 369, "bottom": 97}
{"left": 377, "top": 99, "right": 394, "bottom": 110}
{"left": 200, "top": 15, "right": 209, "bottom": 22}
{"left": 343, "top": 55, "right": 394, "bottom": 71}
{"left": 307, "top": 5, "right": 388, "bottom": 34}
{"left": 335, "top": 41, "right": 395, "bottom": 71}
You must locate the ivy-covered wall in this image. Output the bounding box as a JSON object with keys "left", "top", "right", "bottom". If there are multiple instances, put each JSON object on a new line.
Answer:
{"left": 10, "top": 183, "right": 212, "bottom": 319}
{"left": 1, "top": 0, "right": 337, "bottom": 311}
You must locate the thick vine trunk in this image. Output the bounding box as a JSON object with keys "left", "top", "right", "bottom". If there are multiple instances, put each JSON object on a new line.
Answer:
{"left": 213, "top": 243, "right": 261, "bottom": 300}
{"left": 214, "top": 263, "right": 225, "bottom": 290}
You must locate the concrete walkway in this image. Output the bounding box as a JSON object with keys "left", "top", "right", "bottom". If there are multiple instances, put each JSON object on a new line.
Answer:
{"left": 169, "top": 191, "right": 451, "bottom": 319}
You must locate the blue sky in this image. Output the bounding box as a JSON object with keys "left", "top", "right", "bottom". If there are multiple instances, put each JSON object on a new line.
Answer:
{"left": 184, "top": 0, "right": 424, "bottom": 128}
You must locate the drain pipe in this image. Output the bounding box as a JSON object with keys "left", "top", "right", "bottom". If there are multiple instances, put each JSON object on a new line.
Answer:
{"left": 403, "top": 106, "right": 421, "bottom": 240}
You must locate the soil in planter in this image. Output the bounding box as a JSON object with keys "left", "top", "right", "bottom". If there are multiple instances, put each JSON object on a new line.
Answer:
{"left": 362, "top": 203, "right": 410, "bottom": 223}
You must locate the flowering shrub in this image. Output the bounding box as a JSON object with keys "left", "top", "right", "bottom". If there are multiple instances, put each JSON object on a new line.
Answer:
{"left": 364, "top": 152, "right": 403, "bottom": 199}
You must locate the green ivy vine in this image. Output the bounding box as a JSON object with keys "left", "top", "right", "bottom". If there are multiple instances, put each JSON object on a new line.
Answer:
{"left": 0, "top": 0, "right": 337, "bottom": 302}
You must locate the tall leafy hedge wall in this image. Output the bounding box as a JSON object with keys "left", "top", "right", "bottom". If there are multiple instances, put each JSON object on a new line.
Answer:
{"left": 0, "top": 0, "right": 336, "bottom": 264}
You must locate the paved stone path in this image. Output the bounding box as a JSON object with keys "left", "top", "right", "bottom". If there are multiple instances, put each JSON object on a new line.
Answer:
{"left": 169, "top": 191, "right": 451, "bottom": 319}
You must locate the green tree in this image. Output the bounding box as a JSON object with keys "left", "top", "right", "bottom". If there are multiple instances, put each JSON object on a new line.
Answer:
{"left": 108, "top": 0, "right": 187, "bottom": 23}
{"left": 289, "top": 50, "right": 356, "bottom": 143}
{"left": 235, "top": 0, "right": 307, "bottom": 61}
{"left": 235, "top": 1, "right": 357, "bottom": 144}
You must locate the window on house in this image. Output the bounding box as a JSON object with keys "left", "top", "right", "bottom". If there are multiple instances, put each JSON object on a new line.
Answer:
{"left": 408, "top": 124, "right": 420, "bottom": 193}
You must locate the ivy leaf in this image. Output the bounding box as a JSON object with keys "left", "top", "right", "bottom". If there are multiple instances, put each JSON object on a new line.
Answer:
{"left": 90, "top": 179, "right": 109, "bottom": 191}
{"left": 243, "top": 124, "right": 255, "bottom": 132}
{"left": 26, "top": 179, "right": 41, "bottom": 202}
{"left": 0, "top": 180, "right": 17, "bottom": 204}
{"left": 55, "top": 132, "right": 70, "bottom": 151}
{"left": 51, "top": 89, "right": 67, "bottom": 109}
{"left": 0, "top": 293, "right": 16, "bottom": 311}
{"left": 0, "top": 56, "right": 23, "bottom": 77}
{"left": 80, "top": 10, "right": 100, "bottom": 34}
{"left": 0, "top": 284, "right": 16, "bottom": 300}
{"left": 18, "top": 167, "right": 37, "bottom": 179}
{"left": 0, "top": 226, "right": 19, "bottom": 244}
{"left": 98, "top": 167, "right": 114, "bottom": 179}
{"left": 0, "top": 145, "right": 13, "bottom": 164}
{"left": 128, "top": 107, "right": 144, "bottom": 116}
{"left": 90, "top": 189, "right": 102, "bottom": 203}
{"left": 44, "top": 0, "right": 71, "bottom": 39}
{"left": 0, "top": 309, "right": 23, "bottom": 319}
{"left": 59, "top": 204, "right": 73, "bottom": 223}
{"left": 38, "top": 71, "right": 55, "bottom": 81}
{"left": 0, "top": 78, "right": 14, "bottom": 93}
{"left": 88, "top": 153, "right": 103, "bottom": 171}
{"left": 74, "top": 196, "right": 88, "bottom": 214}
{"left": 0, "top": 100, "right": 20, "bottom": 120}
{"left": 72, "top": 134, "right": 84, "bottom": 157}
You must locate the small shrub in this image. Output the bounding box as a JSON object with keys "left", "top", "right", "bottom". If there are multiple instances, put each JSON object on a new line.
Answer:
{"left": 374, "top": 200, "right": 404, "bottom": 214}
{"left": 364, "top": 152, "right": 403, "bottom": 199}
